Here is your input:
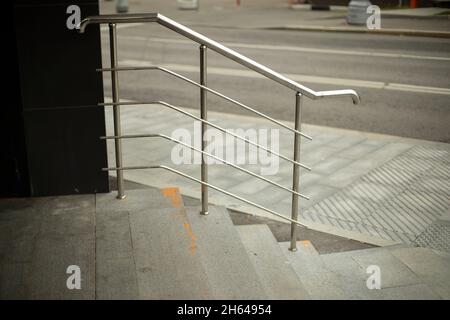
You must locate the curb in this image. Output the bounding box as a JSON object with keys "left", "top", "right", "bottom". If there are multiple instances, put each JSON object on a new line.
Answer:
{"left": 265, "top": 25, "right": 450, "bottom": 39}
{"left": 381, "top": 13, "right": 450, "bottom": 20}
{"left": 289, "top": 4, "right": 450, "bottom": 20}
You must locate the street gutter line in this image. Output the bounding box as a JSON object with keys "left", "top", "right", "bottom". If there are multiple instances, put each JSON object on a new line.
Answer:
{"left": 274, "top": 25, "right": 450, "bottom": 40}
{"left": 119, "top": 59, "right": 450, "bottom": 96}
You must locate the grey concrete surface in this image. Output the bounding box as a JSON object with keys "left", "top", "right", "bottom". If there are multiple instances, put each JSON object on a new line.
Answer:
{"left": 0, "top": 196, "right": 96, "bottom": 299}
{"left": 283, "top": 241, "right": 448, "bottom": 299}
{"left": 129, "top": 207, "right": 212, "bottom": 299}
{"left": 236, "top": 224, "right": 310, "bottom": 299}
{"left": 104, "top": 102, "right": 450, "bottom": 249}
{"left": 185, "top": 205, "right": 267, "bottom": 299}
{"left": 280, "top": 241, "right": 349, "bottom": 299}
{"left": 1, "top": 189, "right": 449, "bottom": 300}
{"left": 390, "top": 246, "right": 450, "bottom": 299}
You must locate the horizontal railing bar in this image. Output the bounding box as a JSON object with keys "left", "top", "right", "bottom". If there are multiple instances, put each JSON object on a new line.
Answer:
{"left": 102, "top": 164, "right": 308, "bottom": 227}
{"left": 97, "top": 66, "right": 312, "bottom": 140}
{"left": 102, "top": 133, "right": 310, "bottom": 200}
{"left": 99, "top": 100, "right": 311, "bottom": 170}
{"left": 80, "top": 13, "right": 360, "bottom": 105}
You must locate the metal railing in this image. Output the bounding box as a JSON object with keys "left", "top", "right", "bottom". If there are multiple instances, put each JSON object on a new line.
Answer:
{"left": 80, "top": 13, "right": 360, "bottom": 251}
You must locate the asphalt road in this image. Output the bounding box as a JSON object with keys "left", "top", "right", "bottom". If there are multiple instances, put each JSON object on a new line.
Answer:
{"left": 100, "top": 24, "right": 450, "bottom": 142}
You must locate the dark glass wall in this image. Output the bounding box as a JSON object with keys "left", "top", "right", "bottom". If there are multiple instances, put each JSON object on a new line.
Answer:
{"left": 2, "top": 0, "right": 109, "bottom": 197}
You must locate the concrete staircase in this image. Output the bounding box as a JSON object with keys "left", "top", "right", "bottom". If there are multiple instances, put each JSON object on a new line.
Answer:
{"left": 94, "top": 187, "right": 450, "bottom": 300}
{"left": 95, "top": 187, "right": 307, "bottom": 299}
{"left": 1, "top": 187, "right": 449, "bottom": 299}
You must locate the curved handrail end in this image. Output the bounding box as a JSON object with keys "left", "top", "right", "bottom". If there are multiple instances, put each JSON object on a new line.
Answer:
{"left": 78, "top": 18, "right": 90, "bottom": 33}
{"left": 316, "top": 89, "right": 361, "bottom": 105}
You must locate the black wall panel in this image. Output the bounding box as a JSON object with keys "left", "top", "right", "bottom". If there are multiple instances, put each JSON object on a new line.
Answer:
{"left": 3, "top": 0, "right": 109, "bottom": 197}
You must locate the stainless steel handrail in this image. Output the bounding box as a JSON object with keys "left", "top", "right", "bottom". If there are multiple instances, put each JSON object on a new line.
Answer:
{"left": 98, "top": 66, "right": 313, "bottom": 140}
{"left": 81, "top": 13, "right": 360, "bottom": 251}
{"left": 79, "top": 13, "right": 360, "bottom": 104}
{"left": 100, "top": 100, "right": 311, "bottom": 170}
{"left": 101, "top": 133, "right": 310, "bottom": 200}
{"left": 102, "top": 164, "right": 309, "bottom": 227}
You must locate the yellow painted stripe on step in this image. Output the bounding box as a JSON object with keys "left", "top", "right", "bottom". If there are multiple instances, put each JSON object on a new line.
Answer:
{"left": 161, "top": 187, "right": 183, "bottom": 207}
{"left": 183, "top": 222, "right": 198, "bottom": 254}
{"left": 300, "top": 240, "right": 311, "bottom": 247}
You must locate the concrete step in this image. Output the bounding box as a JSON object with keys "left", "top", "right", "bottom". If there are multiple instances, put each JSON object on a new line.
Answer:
{"left": 96, "top": 188, "right": 175, "bottom": 214}
{"left": 95, "top": 187, "right": 212, "bottom": 299}
{"left": 95, "top": 207, "right": 139, "bottom": 299}
{"left": 95, "top": 188, "right": 169, "bottom": 299}
{"left": 279, "top": 240, "right": 350, "bottom": 299}
{"left": 315, "top": 245, "right": 445, "bottom": 299}
{"left": 236, "top": 224, "right": 310, "bottom": 300}
{"left": 129, "top": 206, "right": 212, "bottom": 299}
{"left": 389, "top": 246, "right": 450, "bottom": 299}
{"left": 185, "top": 206, "right": 267, "bottom": 299}
{"left": 319, "top": 247, "right": 415, "bottom": 299}
{"left": 0, "top": 194, "right": 96, "bottom": 299}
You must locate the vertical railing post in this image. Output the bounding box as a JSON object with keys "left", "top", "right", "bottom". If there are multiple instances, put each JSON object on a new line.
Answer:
{"left": 289, "top": 92, "right": 303, "bottom": 251}
{"left": 200, "top": 44, "right": 209, "bottom": 215}
{"left": 109, "top": 23, "right": 125, "bottom": 199}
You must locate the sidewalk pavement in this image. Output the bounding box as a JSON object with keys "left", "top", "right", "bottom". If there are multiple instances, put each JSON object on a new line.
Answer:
{"left": 104, "top": 100, "right": 450, "bottom": 250}
{"left": 99, "top": 0, "right": 450, "bottom": 38}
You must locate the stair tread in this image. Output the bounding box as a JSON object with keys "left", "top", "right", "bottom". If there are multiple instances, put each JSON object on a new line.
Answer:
{"left": 304, "top": 245, "right": 448, "bottom": 299}
{"left": 185, "top": 206, "right": 267, "bottom": 299}
{"left": 96, "top": 188, "right": 174, "bottom": 213}
{"left": 96, "top": 188, "right": 212, "bottom": 299}
{"left": 236, "top": 224, "right": 310, "bottom": 300}
{"left": 389, "top": 246, "right": 450, "bottom": 299}
{"left": 129, "top": 206, "right": 212, "bottom": 299}
{"left": 96, "top": 209, "right": 139, "bottom": 299}
{"left": 279, "top": 241, "right": 350, "bottom": 299}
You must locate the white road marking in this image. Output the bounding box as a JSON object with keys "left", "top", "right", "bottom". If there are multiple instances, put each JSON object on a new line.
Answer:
{"left": 119, "top": 59, "right": 450, "bottom": 96}
{"left": 115, "top": 35, "right": 450, "bottom": 62}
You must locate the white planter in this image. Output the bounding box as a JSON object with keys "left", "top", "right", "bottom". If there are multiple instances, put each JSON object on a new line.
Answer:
{"left": 116, "top": 0, "right": 129, "bottom": 13}
{"left": 347, "top": 0, "right": 372, "bottom": 25}
{"left": 177, "top": 0, "right": 199, "bottom": 10}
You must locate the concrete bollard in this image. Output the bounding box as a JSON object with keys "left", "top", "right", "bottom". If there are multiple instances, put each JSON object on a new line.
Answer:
{"left": 347, "top": 0, "right": 372, "bottom": 25}
{"left": 116, "top": 0, "right": 128, "bottom": 13}
{"left": 177, "top": 0, "right": 199, "bottom": 10}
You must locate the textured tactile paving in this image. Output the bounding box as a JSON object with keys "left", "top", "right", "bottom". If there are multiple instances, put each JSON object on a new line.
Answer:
{"left": 414, "top": 220, "right": 450, "bottom": 253}
{"left": 304, "top": 145, "right": 450, "bottom": 249}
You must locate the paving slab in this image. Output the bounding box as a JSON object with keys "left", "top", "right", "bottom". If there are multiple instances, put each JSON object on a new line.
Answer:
{"left": 350, "top": 249, "right": 422, "bottom": 289}
{"left": 301, "top": 245, "right": 447, "bottom": 300}
{"left": 319, "top": 250, "right": 379, "bottom": 300}
{"left": 28, "top": 235, "right": 95, "bottom": 299}
{"left": 96, "top": 188, "right": 173, "bottom": 213}
{"left": 95, "top": 209, "right": 139, "bottom": 299}
{"left": 374, "top": 283, "right": 441, "bottom": 300}
{"left": 0, "top": 262, "right": 33, "bottom": 299}
{"left": 0, "top": 195, "right": 96, "bottom": 299}
{"left": 96, "top": 256, "right": 139, "bottom": 300}
{"left": 390, "top": 247, "right": 450, "bottom": 299}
